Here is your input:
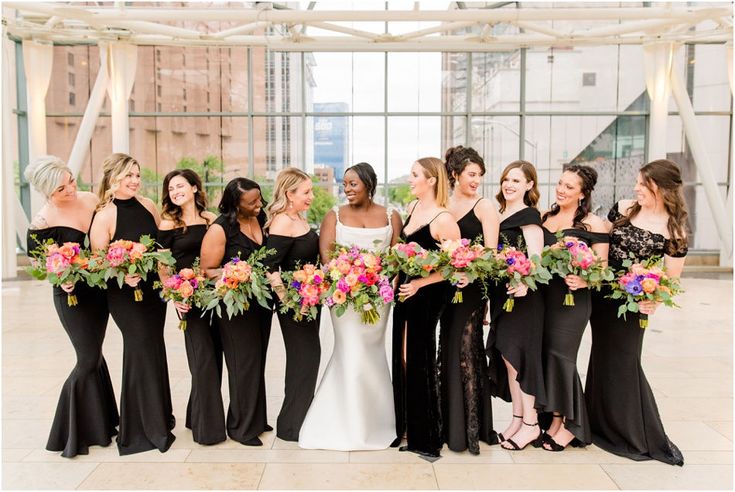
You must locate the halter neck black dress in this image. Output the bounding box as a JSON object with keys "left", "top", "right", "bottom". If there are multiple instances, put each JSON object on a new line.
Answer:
{"left": 212, "top": 214, "right": 274, "bottom": 444}
{"left": 586, "top": 202, "right": 687, "bottom": 466}
{"left": 391, "top": 211, "right": 450, "bottom": 459}
{"left": 103, "top": 197, "right": 175, "bottom": 455}
{"left": 264, "top": 227, "right": 321, "bottom": 442}
{"left": 27, "top": 226, "right": 118, "bottom": 458}
{"left": 158, "top": 223, "right": 226, "bottom": 445}
{"left": 538, "top": 226, "right": 609, "bottom": 445}
{"left": 438, "top": 200, "right": 498, "bottom": 454}
{"left": 486, "top": 207, "right": 546, "bottom": 407}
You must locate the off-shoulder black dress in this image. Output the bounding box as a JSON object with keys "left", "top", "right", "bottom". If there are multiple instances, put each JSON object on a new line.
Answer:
{"left": 158, "top": 224, "right": 226, "bottom": 445}
{"left": 27, "top": 226, "right": 118, "bottom": 458}
{"left": 264, "top": 228, "right": 321, "bottom": 442}
{"left": 586, "top": 202, "right": 687, "bottom": 466}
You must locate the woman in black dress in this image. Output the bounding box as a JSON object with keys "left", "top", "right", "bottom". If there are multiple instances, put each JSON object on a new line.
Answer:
{"left": 439, "top": 146, "right": 499, "bottom": 455}
{"left": 487, "top": 160, "right": 546, "bottom": 451}
{"left": 158, "top": 169, "right": 224, "bottom": 445}
{"left": 391, "top": 157, "right": 463, "bottom": 460}
{"left": 25, "top": 156, "right": 118, "bottom": 458}
{"left": 200, "top": 177, "right": 273, "bottom": 446}
{"left": 263, "top": 168, "right": 321, "bottom": 442}
{"left": 586, "top": 159, "right": 688, "bottom": 466}
{"left": 539, "top": 165, "right": 609, "bottom": 451}
{"left": 90, "top": 153, "right": 175, "bottom": 455}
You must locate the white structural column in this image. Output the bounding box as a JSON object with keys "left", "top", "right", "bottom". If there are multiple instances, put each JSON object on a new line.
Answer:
{"left": 106, "top": 42, "right": 137, "bottom": 153}
{"left": 22, "top": 39, "right": 53, "bottom": 217}
{"left": 725, "top": 41, "right": 733, "bottom": 267}
{"left": 643, "top": 42, "right": 674, "bottom": 161}
{"left": 67, "top": 43, "right": 109, "bottom": 177}
{"left": 670, "top": 58, "right": 733, "bottom": 261}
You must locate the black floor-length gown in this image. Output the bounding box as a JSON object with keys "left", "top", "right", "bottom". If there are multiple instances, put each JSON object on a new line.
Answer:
{"left": 438, "top": 201, "right": 497, "bottom": 454}
{"left": 27, "top": 227, "right": 119, "bottom": 458}
{"left": 392, "top": 212, "right": 450, "bottom": 458}
{"left": 264, "top": 228, "right": 321, "bottom": 442}
{"left": 586, "top": 202, "right": 687, "bottom": 466}
{"left": 102, "top": 197, "right": 175, "bottom": 455}
{"left": 158, "top": 224, "right": 226, "bottom": 445}
{"left": 538, "top": 227, "right": 608, "bottom": 445}
{"left": 486, "top": 207, "right": 546, "bottom": 407}
{"left": 212, "top": 214, "right": 273, "bottom": 444}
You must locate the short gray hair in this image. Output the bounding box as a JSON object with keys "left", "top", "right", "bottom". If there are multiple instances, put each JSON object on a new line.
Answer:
{"left": 24, "top": 156, "right": 72, "bottom": 199}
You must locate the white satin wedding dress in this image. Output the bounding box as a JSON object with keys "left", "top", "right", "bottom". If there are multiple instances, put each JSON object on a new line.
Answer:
{"left": 298, "top": 208, "right": 396, "bottom": 451}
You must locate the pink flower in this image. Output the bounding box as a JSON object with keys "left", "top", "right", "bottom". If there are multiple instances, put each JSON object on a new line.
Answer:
{"left": 46, "top": 253, "right": 71, "bottom": 274}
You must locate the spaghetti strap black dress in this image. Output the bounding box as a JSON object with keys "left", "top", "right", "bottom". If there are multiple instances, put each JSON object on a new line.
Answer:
{"left": 392, "top": 212, "right": 450, "bottom": 459}
{"left": 27, "top": 227, "right": 118, "bottom": 458}
{"left": 586, "top": 202, "right": 687, "bottom": 466}
{"left": 538, "top": 227, "right": 609, "bottom": 445}
{"left": 438, "top": 201, "right": 498, "bottom": 454}
{"left": 212, "top": 214, "right": 273, "bottom": 445}
{"left": 264, "top": 228, "right": 321, "bottom": 442}
{"left": 103, "top": 197, "right": 175, "bottom": 455}
{"left": 486, "top": 207, "right": 546, "bottom": 407}
{"left": 158, "top": 224, "right": 225, "bottom": 445}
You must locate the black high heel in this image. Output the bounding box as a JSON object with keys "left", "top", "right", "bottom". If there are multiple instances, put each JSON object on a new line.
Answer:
{"left": 501, "top": 421, "right": 542, "bottom": 451}
{"left": 542, "top": 435, "right": 581, "bottom": 452}
{"left": 497, "top": 414, "right": 523, "bottom": 443}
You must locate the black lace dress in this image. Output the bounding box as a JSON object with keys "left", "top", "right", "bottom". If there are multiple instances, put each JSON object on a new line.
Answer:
{"left": 264, "top": 228, "right": 321, "bottom": 442}
{"left": 486, "top": 207, "right": 546, "bottom": 407}
{"left": 538, "top": 227, "right": 609, "bottom": 445}
{"left": 392, "top": 212, "right": 450, "bottom": 458}
{"left": 438, "top": 201, "right": 498, "bottom": 454}
{"left": 586, "top": 202, "right": 687, "bottom": 466}
{"left": 27, "top": 227, "right": 119, "bottom": 458}
{"left": 212, "top": 214, "right": 274, "bottom": 444}
{"left": 158, "top": 224, "right": 225, "bottom": 445}
{"left": 101, "top": 197, "right": 175, "bottom": 455}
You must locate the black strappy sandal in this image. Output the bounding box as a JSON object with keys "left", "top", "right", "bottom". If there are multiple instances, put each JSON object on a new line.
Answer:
{"left": 497, "top": 414, "right": 523, "bottom": 443}
{"left": 501, "top": 421, "right": 543, "bottom": 451}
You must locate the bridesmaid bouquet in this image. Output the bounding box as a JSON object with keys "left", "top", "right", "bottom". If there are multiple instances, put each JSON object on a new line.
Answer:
{"left": 279, "top": 263, "right": 330, "bottom": 322}
{"left": 541, "top": 234, "right": 614, "bottom": 306}
{"left": 492, "top": 245, "right": 551, "bottom": 312}
{"left": 153, "top": 261, "right": 210, "bottom": 330}
{"left": 607, "top": 256, "right": 683, "bottom": 328}
{"left": 100, "top": 235, "right": 175, "bottom": 301}
{"left": 437, "top": 238, "right": 494, "bottom": 303}
{"left": 26, "top": 237, "right": 107, "bottom": 306}
{"left": 322, "top": 245, "right": 394, "bottom": 324}
{"left": 202, "top": 247, "right": 274, "bottom": 320}
{"left": 382, "top": 241, "right": 440, "bottom": 301}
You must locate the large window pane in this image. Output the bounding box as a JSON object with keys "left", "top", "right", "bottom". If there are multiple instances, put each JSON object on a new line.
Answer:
{"left": 388, "top": 53, "right": 443, "bottom": 113}
{"left": 471, "top": 51, "right": 521, "bottom": 112}
{"left": 310, "top": 53, "right": 385, "bottom": 113}
{"left": 252, "top": 116, "right": 304, "bottom": 181}
{"left": 693, "top": 44, "right": 732, "bottom": 112}
{"left": 387, "top": 116, "right": 450, "bottom": 182}
{"left": 252, "top": 49, "right": 303, "bottom": 113}
{"left": 470, "top": 117, "right": 520, "bottom": 199}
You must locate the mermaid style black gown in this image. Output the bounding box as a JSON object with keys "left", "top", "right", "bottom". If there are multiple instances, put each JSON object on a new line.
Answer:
{"left": 438, "top": 202, "right": 498, "bottom": 454}
{"left": 211, "top": 215, "right": 273, "bottom": 444}
{"left": 392, "top": 212, "right": 450, "bottom": 458}
{"left": 27, "top": 227, "right": 119, "bottom": 458}
{"left": 486, "top": 207, "right": 546, "bottom": 408}
{"left": 102, "top": 197, "right": 175, "bottom": 455}
{"left": 586, "top": 202, "right": 687, "bottom": 466}
{"left": 264, "top": 228, "right": 321, "bottom": 442}
{"left": 158, "top": 224, "right": 226, "bottom": 445}
{"left": 539, "top": 227, "right": 609, "bottom": 446}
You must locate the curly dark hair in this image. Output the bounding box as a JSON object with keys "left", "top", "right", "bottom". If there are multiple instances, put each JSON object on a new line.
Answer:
{"left": 161, "top": 169, "right": 210, "bottom": 232}
{"left": 219, "top": 177, "right": 267, "bottom": 228}
{"left": 542, "top": 164, "right": 598, "bottom": 231}
{"left": 444, "top": 145, "right": 486, "bottom": 189}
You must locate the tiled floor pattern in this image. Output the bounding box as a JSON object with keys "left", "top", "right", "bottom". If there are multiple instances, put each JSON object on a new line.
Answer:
{"left": 2, "top": 277, "right": 732, "bottom": 489}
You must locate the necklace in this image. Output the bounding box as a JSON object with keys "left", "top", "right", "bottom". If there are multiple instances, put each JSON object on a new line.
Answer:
{"left": 285, "top": 213, "right": 302, "bottom": 222}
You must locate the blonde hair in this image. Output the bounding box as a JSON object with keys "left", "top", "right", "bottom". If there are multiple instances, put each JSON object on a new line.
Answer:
{"left": 24, "top": 155, "right": 72, "bottom": 199}
{"left": 96, "top": 153, "right": 140, "bottom": 211}
{"left": 264, "top": 167, "right": 311, "bottom": 230}
{"left": 416, "top": 157, "right": 449, "bottom": 208}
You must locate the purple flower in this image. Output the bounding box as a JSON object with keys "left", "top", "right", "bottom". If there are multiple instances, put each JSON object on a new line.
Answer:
{"left": 190, "top": 278, "right": 199, "bottom": 289}
{"left": 625, "top": 280, "right": 643, "bottom": 295}
{"left": 313, "top": 275, "right": 322, "bottom": 285}
{"left": 506, "top": 257, "right": 515, "bottom": 265}
{"left": 230, "top": 257, "right": 240, "bottom": 264}
{"left": 325, "top": 297, "right": 335, "bottom": 307}
{"left": 291, "top": 280, "right": 302, "bottom": 290}
{"left": 337, "top": 278, "right": 350, "bottom": 293}
{"left": 565, "top": 241, "right": 575, "bottom": 248}
{"left": 497, "top": 244, "right": 504, "bottom": 251}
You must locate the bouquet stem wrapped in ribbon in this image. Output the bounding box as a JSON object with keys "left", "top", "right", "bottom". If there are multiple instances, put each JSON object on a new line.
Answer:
{"left": 100, "top": 235, "right": 175, "bottom": 301}
{"left": 492, "top": 245, "right": 552, "bottom": 312}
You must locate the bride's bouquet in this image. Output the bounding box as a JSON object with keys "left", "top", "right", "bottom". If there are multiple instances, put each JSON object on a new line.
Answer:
{"left": 323, "top": 244, "right": 394, "bottom": 324}
{"left": 279, "top": 263, "right": 330, "bottom": 322}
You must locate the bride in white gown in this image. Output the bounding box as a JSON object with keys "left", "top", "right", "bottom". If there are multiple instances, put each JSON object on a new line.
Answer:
{"left": 298, "top": 163, "right": 402, "bottom": 451}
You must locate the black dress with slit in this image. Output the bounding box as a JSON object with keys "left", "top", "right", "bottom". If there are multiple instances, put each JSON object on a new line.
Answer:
{"left": 212, "top": 214, "right": 274, "bottom": 444}
{"left": 102, "top": 197, "right": 175, "bottom": 455}
{"left": 392, "top": 212, "right": 450, "bottom": 458}
{"left": 538, "top": 226, "right": 609, "bottom": 445}
{"left": 264, "top": 229, "right": 321, "bottom": 442}
{"left": 438, "top": 201, "right": 497, "bottom": 454}
{"left": 586, "top": 202, "right": 687, "bottom": 466}
{"left": 158, "top": 224, "right": 226, "bottom": 445}
{"left": 486, "top": 207, "right": 546, "bottom": 407}
{"left": 27, "top": 227, "right": 119, "bottom": 458}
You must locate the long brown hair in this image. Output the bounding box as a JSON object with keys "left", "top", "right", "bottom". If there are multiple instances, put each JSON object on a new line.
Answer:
{"left": 416, "top": 157, "right": 449, "bottom": 208}
{"left": 614, "top": 159, "right": 689, "bottom": 240}
{"left": 496, "top": 160, "right": 540, "bottom": 213}
{"left": 160, "top": 169, "right": 211, "bottom": 232}
{"left": 542, "top": 165, "right": 598, "bottom": 231}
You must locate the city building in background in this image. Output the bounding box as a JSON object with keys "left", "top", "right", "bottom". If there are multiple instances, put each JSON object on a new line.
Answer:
{"left": 313, "top": 102, "right": 350, "bottom": 188}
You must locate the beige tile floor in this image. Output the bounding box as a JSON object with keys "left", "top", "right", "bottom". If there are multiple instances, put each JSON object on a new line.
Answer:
{"left": 2, "top": 276, "right": 732, "bottom": 490}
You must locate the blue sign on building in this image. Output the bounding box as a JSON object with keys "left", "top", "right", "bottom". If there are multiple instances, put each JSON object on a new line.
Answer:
{"left": 314, "top": 102, "right": 349, "bottom": 181}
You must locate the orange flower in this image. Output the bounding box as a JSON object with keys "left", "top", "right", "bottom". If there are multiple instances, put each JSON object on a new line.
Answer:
{"left": 332, "top": 290, "right": 346, "bottom": 304}
{"left": 179, "top": 280, "right": 194, "bottom": 298}
{"left": 293, "top": 270, "right": 308, "bottom": 283}
{"left": 303, "top": 264, "right": 316, "bottom": 276}
{"left": 641, "top": 278, "right": 657, "bottom": 294}
{"left": 179, "top": 268, "right": 195, "bottom": 280}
